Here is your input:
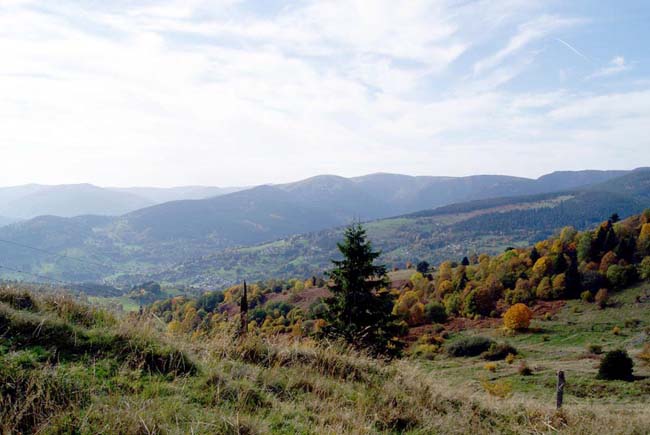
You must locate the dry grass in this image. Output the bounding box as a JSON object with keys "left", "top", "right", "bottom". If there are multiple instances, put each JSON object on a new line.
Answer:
{"left": 2, "top": 286, "right": 650, "bottom": 434}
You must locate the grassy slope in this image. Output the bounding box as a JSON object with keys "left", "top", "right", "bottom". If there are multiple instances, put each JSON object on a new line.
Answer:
{"left": 2, "top": 285, "right": 650, "bottom": 434}
{"left": 428, "top": 282, "right": 650, "bottom": 408}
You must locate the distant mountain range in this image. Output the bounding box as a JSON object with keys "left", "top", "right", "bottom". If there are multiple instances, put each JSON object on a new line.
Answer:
{"left": 0, "top": 184, "right": 244, "bottom": 220}
{"left": 0, "top": 216, "right": 16, "bottom": 227}
{"left": 158, "top": 171, "right": 650, "bottom": 287}
{"left": 0, "top": 168, "right": 647, "bottom": 287}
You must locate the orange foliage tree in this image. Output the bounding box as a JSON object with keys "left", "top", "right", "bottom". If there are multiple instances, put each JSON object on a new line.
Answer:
{"left": 503, "top": 303, "right": 533, "bottom": 331}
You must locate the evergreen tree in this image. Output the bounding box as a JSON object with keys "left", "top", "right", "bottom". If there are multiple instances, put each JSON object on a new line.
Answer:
{"left": 322, "top": 223, "right": 403, "bottom": 355}
{"left": 416, "top": 260, "right": 430, "bottom": 274}
{"left": 529, "top": 247, "right": 540, "bottom": 264}
{"left": 564, "top": 252, "right": 581, "bottom": 298}
{"left": 553, "top": 253, "right": 568, "bottom": 274}
{"left": 461, "top": 256, "right": 470, "bottom": 266}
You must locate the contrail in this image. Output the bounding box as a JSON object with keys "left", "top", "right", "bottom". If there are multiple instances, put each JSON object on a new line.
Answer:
{"left": 555, "top": 38, "right": 593, "bottom": 64}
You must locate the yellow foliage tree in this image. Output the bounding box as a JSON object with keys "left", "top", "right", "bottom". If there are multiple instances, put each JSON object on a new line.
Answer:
{"left": 638, "top": 223, "right": 650, "bottom": 257}
{"left": 393, "top": 290, "right": 425, "bottom": 326}
{"left": 532, "top": 256, "right": 553, "bottom": 277}
{"left": 167, "top": 320, "right": 182, "bottom": 335}
{"left": 436, "top": 280, "right": 454, "bottom": 299}
{"left": 503, "top": 303, "right": 533, "bottom": 331}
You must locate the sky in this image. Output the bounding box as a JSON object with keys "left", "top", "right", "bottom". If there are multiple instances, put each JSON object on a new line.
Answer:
{"left": 1, "top": 0, "right": 649, "bottom": 187}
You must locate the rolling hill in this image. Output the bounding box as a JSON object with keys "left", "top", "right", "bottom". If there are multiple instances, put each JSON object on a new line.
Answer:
{"left": 0, "top": 184, "right": 153, "bottom": 219}
{"left": 157, "top": 170, "right": 650, "bottom": 287}
{"left": 0, "top": 183, "right": 243, "bottom": 220}
{"left": 109, "top": 185, "right": 243, "bottom": 203}
{"left": 0, "top": 169, "right": 647, "bottom": 287}
{"left": 0, "top": 216, "right": 16, "bottom": 227}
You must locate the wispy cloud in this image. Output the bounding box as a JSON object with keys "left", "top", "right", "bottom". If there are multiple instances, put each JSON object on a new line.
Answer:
{"left": 587, "top": 56, "right": 630, "bottom": 79}
{"left": 473, "top": 15, "right": 583, "bottom": 76}
{"left": 0, "top": 1, "right": 647, "bottom": 186}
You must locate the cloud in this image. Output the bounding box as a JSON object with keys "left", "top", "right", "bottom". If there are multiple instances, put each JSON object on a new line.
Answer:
{"left": 473, "top": 15, "right": 583, "bottom": 75}
{"left": 587, "top": 56, "right": 630, "bottom": 79}
{"left": 0, "top": 1, "right": 647, "bottom": 186}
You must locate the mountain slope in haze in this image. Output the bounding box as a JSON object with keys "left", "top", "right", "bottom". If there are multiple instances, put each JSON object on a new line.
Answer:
{"left": 346, "top": 170, "right": 631, "bottom": 214}
{"left": 0, "top": 184, "right": 244, "bottom": 220}
{"left": 0, "top": 184, "right": 154, "bottom": 219}
{"left": 116, "top": 185, "right": 339, "bottom": 245}
{"left": 0, "top": 168, "right": 645, "bottom": 286}
{"left": 277, "top": 175, "right": 393, "bottom": 221}
{"left": 110, "top": 186, "right": 243, "bottom": 203}
{"left": 113, "top": 168, "right": 629, "bottom": 246}
{"left": 158, "top": 172, "right": 650, "bottom": 287}
{"left": 0, "top": 216, "right": 16, "bottom": 227}
{"left": 534, "top": 169, "right": 630, "bottom": 192}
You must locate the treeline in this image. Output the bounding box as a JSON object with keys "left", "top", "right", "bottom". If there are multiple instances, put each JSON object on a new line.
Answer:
{"left": 148, "top": 210, "right": 650, "bottom": 341}
{"left": 452, "top": 191, "right": 642, "bottom": 237}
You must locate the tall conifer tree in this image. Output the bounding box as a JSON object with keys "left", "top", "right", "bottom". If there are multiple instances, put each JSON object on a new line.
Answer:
{"left": 322, "top": 223, "right": 402, "bottom": 355}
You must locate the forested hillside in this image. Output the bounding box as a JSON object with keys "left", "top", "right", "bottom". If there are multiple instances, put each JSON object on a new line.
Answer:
{"left": 160, "top": 185, "right": 647, "bottom": 287}
{"left": 0, "top": 169, "right": 647, "bottom": 287}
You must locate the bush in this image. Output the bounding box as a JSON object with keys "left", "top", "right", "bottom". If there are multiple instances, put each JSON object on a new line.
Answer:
{"left": 606, "top": 265, "right": 636, "bottom": 290}
{"left": 597, "top": 349, "right": 634, "bottom": 380}
{"left": 0, "top": 288, "right": 38, "bottom": 311}
{"left": 446, "top": 336, "right": 494, "bottom": 357}
{"left": 638, "top": 344, "right": 650, "bottom": 366}
{"left": 480, "top": 379, "right": 512, "bottom": 398}
{"left": 580, "top": 290, "right": 593, "bottom": 303}
{"left": 502, "top": 303, "right": 532, "bottom": 331}
{"left": 481, "top": 343, "right": 518, "bottom": 361}
{"left": 424, "top": 302, "right": 447, "bottom": 323}
{"left": 443, "top": 293, "right": 461, "bottom": 316}
{"left": 484, "top": 362, "right": 497, "bottom": 372}
{"left": 595, "top": 288, "right": 609, "bottom": 309}
{"left": 587, "top": 344, "right": 603, "bottom": 355}
{"left": 518, "top": 361, "right": 532, "bottom": 376}
{"left": 411, "top": 344, "right": 438, "bottom": 360}
{"left": 639, "top": 256, "right": 650, "bottom": 281}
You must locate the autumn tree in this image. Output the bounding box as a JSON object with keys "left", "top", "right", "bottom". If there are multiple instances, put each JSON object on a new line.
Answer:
{"left": 639, "top": 257, "right": 650, "bottom": 280}
{"left": 503, "top": 303, "right": 533, "bottom": 331}
{"left": 321, "top": 223, "right": 402, "bottom": 355}
{"left": 638, "top": 223, "right": 650, "bottom": 258}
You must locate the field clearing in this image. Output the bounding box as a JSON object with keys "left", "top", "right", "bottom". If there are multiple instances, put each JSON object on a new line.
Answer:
{"left": 421, "top": 282, "right": 650, "bottom": 410}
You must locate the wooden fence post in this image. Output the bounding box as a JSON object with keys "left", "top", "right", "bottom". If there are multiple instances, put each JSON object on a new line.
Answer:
{"left": 556, "top": 370, "right": 565, "bottom": 409}
{"left": 239, "top": 281, "right": 248, "bottom": 336}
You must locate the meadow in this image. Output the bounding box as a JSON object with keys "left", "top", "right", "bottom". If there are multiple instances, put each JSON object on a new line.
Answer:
{"left": 1, "top": 282, "right": 649, "bottom": 434}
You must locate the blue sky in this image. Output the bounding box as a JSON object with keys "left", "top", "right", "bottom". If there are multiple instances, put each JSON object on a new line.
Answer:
{"left": 0, "top": 0, "right": 649, "bottom": 187}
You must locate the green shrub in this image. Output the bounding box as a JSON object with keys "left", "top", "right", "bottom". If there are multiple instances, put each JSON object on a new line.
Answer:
{"left": 597, "top": 349, "right": 634, "bottom": 381}
{"left": 443, "top": 293, "right": 461, "bottom": 316}
{"left": 639, "top": 256, "right": 650, "bottom": 280}
{"left": 580, "top": 290, "right": 593, "bottom": 303}
{"left": 424, "top": 302, "right": 447, "bottom": 323}
{"left": 481, "top": 343, "right": 518, "bottom": 361}
{"left": 446, "top": 336, "right": 494, "bottom": 357}
{"left": 411, "top": 344, "right": 438, "bottom": 360}
{"left": 606, "top": 265, "right": 636, "bottom": 290}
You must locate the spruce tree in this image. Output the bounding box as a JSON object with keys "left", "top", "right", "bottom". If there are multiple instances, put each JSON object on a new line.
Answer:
{"left": 322, "top": 223, "right": 403, "bottom": 355}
